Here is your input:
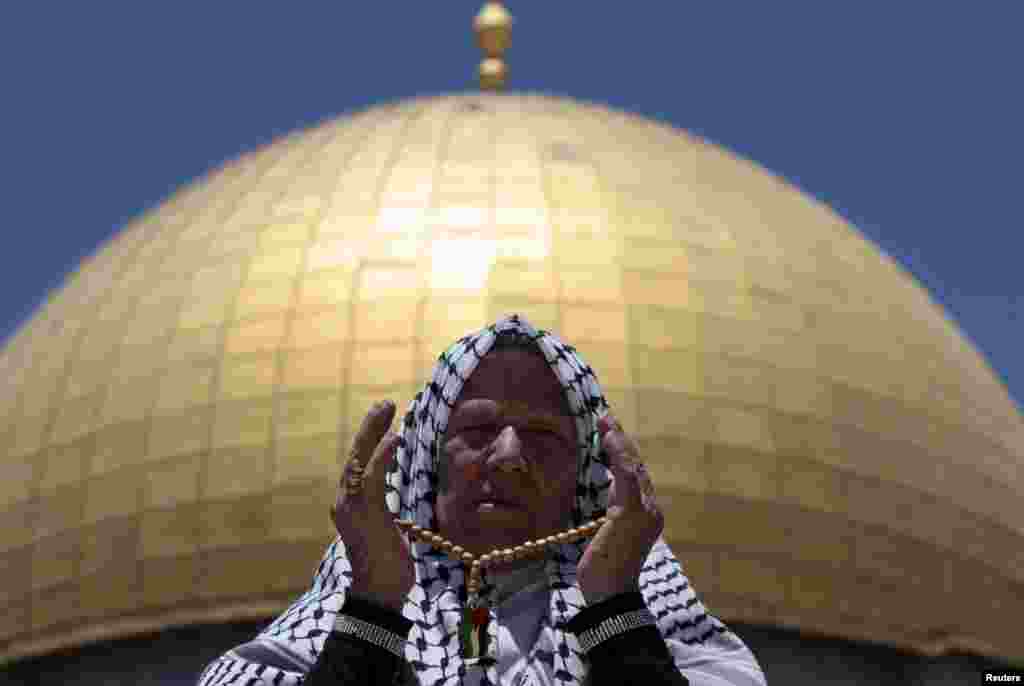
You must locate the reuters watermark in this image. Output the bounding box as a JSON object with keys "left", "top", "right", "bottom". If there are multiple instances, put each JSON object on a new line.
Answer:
{"left": 983, "top": 672, "right": 1023, "bottom": 683}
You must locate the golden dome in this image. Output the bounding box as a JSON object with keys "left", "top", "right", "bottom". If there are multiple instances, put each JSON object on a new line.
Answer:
{"left": 1, "top": 94, "right": 1021, "bottom": 665}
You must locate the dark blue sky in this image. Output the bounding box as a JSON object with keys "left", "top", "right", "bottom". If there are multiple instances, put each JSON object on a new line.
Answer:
{"left": 2, "top": 2, "right": 1021, "bottom": 409}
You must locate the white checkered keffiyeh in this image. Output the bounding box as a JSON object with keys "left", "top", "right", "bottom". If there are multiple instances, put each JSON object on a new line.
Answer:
{"left": 198, "top": 314, "right": 766, "bottom": 686}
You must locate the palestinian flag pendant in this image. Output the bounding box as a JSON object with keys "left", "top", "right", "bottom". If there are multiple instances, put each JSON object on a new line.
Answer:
{"left": 460, "top": 602, "right": 490, "bottom": 661}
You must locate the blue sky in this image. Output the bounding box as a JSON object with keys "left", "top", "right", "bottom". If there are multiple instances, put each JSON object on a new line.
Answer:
{"left": 1, "top": 2, "right": 1021, "bottom": 409}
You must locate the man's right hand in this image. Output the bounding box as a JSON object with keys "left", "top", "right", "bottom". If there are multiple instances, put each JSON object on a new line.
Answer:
{"left": 331, "top": 399, "right": 415, "bottom": 614}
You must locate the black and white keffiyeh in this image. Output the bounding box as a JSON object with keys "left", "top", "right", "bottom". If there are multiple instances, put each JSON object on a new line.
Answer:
{"left": 199, "top": 314, "right": 766, "bottom": 686}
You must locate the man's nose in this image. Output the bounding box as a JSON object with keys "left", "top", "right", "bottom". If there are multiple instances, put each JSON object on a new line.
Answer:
{"left": 486, "top": 426, "right": 528, "bottom": 475}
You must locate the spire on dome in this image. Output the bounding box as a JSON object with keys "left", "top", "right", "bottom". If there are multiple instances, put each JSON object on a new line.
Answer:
{"left": 474, "top": 2, "right": 513, "bottom": 91}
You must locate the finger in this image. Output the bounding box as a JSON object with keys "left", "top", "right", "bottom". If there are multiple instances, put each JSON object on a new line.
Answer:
{"left": 393, "top": 520, "right": 414, "bottom": 561}
{"left": 581, "top": 512, "right": 647, "bottom": 588}
{"left": 598, "top": 414, "right": 640, "bottom": 462}
{"left": 608, "top": 448, "right": 644, "bottom": 511}
{"left": 340, "top": 454, "right": 366, "bottom": 488}
{"left": 350, "top": 400, "right": 396, "bottom": 464}
{"left": 634, "top": 462, "right": 656, "bottom": 501}
{"left": 599, "top": 415, "right": 644, "bottom": 511}
{"left": 363, "top": 430, "right": 401, "bottom": 505}
{"left": 600, "top": 415, "right": 658, "bottom": 504}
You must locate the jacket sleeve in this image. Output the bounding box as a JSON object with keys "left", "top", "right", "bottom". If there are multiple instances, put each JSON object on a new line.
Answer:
{"left": 566, "top": 592, "right": 689, "bottom": 686}
{"left": 566, "top": 591, "right": 767, "bottom": 686}
{"left": 196, "top": 613, "right": 416, "bottom": 685}
{"left": 307, "top": 633, "right": 413, "bottom": 685}
{"left": 196, "top": 594, "right": 415, "bottom": 685}
{"left": 195, "top": 537, "right": 415, "bottom": 685}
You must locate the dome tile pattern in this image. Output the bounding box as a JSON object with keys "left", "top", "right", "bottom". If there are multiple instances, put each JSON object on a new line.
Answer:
{"left": 0, "top": 94, "right": 1021, "bottom": 666}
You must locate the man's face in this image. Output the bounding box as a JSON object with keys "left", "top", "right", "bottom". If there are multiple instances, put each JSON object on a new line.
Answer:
{"left": 435, "top": 348, "right": 578, "bottom": 556}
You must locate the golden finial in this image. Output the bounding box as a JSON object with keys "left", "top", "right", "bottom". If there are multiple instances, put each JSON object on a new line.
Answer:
{"left": 474, "top": 1, "right": 513, "bottom": 91}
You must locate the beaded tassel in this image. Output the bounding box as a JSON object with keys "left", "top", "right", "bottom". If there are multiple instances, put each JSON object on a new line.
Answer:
{"left": 395, "top": 516, "right": 608, "bottom": 660}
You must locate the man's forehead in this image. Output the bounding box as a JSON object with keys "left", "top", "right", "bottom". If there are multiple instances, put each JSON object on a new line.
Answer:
{"left": 467, "top": 398, "right": 555, "bottom": 417}
{"left": 449, "top": 346, "right": 570, "bottom": 414}
{"left": 467, "top": 345, "right": 555, "bottom": 379}
{"left": 456, "top": 387, "right": 569, "bottom": 413}
{"left": 451, "top": 398, "right": 568, "bottom": 430}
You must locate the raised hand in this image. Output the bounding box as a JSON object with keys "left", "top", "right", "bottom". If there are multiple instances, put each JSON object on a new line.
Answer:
{"left": 331, "top": 400, "right": 415, "bottom": 613}
{"left": 576, "top": 414, "right": 665, "bottom": 605}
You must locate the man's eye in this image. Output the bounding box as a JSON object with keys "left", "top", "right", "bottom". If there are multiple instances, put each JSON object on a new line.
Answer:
{"left": 460, "top": 425, "right": 494, "bottom": 439}
{"left": 458, "top": 425, "right": 566, "bottom": 447}
{"left": 465, "top": 425, "right": 549, "bottom": 435}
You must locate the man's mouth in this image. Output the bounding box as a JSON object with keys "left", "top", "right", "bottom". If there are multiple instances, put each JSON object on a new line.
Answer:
{"left": 475, "top": 498, "right": 522, "bottom": 510}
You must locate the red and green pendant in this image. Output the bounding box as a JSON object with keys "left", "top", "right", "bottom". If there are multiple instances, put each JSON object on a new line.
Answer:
{"left": 461, "top": 602, "right": 491, "bottom": 660}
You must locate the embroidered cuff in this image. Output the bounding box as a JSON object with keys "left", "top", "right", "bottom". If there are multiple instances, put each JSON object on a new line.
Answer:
{"left": 339, "top": 594, "right": 413, "bottom": 637}
{"left": 333, "top": 594, "right": 412, "bottom": 659}
{"left": 565, "top": 591, "right": 647, "bottom": 635}
{"left": 564, "top": 591, "right": 659, "bottom": 654}
{"left": 333, "top": 615, "right": 406, "bottom": 659}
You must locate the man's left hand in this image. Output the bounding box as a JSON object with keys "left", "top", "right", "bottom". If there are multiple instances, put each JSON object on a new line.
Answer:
{"left": 577, "top": 413, "right": 665, "bottom": 605}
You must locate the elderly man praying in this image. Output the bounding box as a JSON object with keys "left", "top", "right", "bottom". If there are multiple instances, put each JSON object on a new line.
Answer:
{"left": 197, "top": 315, "right": 767, "bottom": 686}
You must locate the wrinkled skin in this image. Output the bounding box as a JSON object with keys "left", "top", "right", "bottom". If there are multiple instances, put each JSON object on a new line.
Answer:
{"left": 436, "top": 348, "right": 579, "bottom": 557}
{"left": 331, "top": 400, "right": 413, "bottom": 612}
{"left": 335, "top": 348, "right": 665, "bottom": 608}
{"left": 437, "top": 348, "right": 665, "bottom": 603}
{"left": 578, "top": 412, "right": 664, "bottom": 603}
